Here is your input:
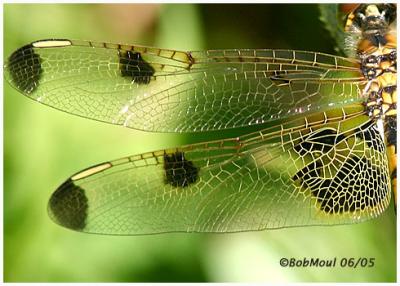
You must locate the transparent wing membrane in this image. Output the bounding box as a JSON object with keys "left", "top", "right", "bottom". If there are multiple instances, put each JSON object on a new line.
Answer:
{"left": 5, "top": 39, "right": 364, "bottom": 132}
{"left": 5, "top": 39, "right": 393, "bottom": 235}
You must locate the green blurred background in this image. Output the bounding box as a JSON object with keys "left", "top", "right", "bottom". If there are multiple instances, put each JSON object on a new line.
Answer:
{"left": 3, "top": 4, "right": 396, "bottom": 282}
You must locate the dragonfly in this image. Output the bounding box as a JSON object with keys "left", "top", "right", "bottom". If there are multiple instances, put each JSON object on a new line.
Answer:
{"left": 4, "top": 4, "right": 397, "bottom": 235}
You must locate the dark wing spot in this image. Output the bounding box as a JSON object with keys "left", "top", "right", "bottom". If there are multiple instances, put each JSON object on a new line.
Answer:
{"left": 293, "top": 156, "right": 388, "bottom": 214}
{"left": 293, "top": 161, "right": 323, "bottom": 187}
{"left": 356, "top": 121, "right": 385, "bottom": 151}
{"left": 7, "top": 44, "right": 42, "bottom": 93}
{"left": 164, "top": 152, "right": 199, "bottom": 188}
{"left": 294, "top": 129, "right": 344, "bottom": 156}
{"left": 119, "top": 50, "right": 155, "bottom": 84}
{"left": 47, "top": 179, "right": 88, "bottom": 231}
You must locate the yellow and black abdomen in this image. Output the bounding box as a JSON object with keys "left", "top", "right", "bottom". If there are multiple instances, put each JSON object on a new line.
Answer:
{"left": 345, "top": 4, "right": 397, "bottom": 206}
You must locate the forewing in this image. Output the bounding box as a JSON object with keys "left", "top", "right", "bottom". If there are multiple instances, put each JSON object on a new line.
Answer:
{"left": 5, "top": 39, "right": 364, "bottom": 132}
{"left": 48, "top": 107, "right": 390, "bottom": 235}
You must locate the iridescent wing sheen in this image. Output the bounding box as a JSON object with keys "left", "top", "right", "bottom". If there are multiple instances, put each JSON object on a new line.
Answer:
{"left": 48, "top": 106, "right": 390, "bottom": 235}
{"left": 5, "top": 39, "right": 364, "bottom": 133}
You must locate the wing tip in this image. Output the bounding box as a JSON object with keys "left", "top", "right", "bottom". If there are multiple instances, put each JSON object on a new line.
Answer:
{"left": 47, "top": 178, "right": 88, "bottom": 231}
{"left": 6, "top": 43, "right": 42, "bottom": 94}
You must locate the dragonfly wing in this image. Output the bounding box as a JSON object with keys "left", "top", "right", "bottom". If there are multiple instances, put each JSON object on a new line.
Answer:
{"left": 48, "top": 108, "right": 390, "bottom": 235}
{"left": 5, "top": 39, "right": 364, "bottom": 132}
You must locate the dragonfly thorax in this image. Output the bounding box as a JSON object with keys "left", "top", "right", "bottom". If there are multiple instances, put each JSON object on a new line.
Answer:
{"left": 363, "top": 50, "right": 397, "bottom": 120}
{"left": 352, "top": 4, "right": 397, "bottom": 121}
